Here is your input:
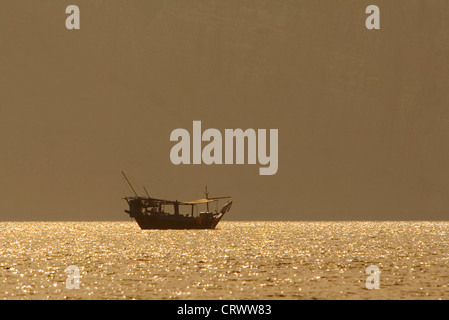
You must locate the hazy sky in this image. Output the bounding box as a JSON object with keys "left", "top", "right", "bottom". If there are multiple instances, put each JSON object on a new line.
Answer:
{"left": 1, "top": 1, "right": 449, "bottom": 221}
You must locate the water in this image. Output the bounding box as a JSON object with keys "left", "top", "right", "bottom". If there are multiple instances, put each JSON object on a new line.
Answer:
{"left": 1, "top": 221, "right": 448, "bottom": 300}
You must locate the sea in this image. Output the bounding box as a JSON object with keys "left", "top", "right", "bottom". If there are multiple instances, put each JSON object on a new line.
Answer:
{"left": 1, "top": 221, "right": 448, "bottom": 300}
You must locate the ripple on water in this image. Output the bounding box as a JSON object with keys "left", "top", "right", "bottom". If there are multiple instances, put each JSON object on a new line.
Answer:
{"left": 0, "top": 221, "right": 448, "bottom": 299}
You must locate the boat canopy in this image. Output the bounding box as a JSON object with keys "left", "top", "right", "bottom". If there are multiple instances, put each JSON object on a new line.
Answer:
{"left": 182, "top": 198, "right": 215, "bottom": 205}
{"left": 182, "top": 196, "right": 231, "bottom": 205}
{"left": 124, "top": 196, "right": 231, "bottom": 206}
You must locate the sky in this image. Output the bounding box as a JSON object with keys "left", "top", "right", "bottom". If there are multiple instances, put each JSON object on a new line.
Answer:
{"left": 1, "top": 0, "right": 449, "bottom": 221}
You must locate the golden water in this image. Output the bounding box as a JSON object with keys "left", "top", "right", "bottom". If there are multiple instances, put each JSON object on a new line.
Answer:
{"left": 1, "top": 221, "right": 448, "bottom": 299}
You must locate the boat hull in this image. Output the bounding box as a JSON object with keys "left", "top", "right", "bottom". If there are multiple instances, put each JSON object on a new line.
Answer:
{"left": 134, "top": 214, "right": 221, "bottom": 230}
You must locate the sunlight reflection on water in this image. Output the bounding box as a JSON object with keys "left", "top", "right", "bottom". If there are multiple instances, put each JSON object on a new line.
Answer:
{"left": 1, "top": 221, "right": 448, "bottom": 299}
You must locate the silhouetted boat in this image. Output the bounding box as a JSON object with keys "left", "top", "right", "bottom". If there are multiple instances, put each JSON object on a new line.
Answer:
{"left": 122, "top": 172, "right": 232, "bottom": 229}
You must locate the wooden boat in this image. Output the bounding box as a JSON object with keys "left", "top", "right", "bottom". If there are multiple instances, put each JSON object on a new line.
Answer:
{"left": 122, "top": 172, "right": 232, "bottom": 229}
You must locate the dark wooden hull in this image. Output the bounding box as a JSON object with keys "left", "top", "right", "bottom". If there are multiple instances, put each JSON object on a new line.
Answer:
{"left": 133, "top": 214, "right": 222, "bottom": 230}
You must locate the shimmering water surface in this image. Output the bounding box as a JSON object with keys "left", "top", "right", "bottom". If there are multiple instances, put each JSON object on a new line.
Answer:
{"left": 1, "top": 221, "right": 449, "bottom": 299}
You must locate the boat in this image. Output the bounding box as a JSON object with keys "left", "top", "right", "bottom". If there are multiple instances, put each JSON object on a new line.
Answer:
{"left": 121, "top": 172, "right": 233, "bottom": 229}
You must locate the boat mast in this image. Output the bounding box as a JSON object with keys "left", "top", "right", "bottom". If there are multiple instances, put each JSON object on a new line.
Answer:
{"left": 121, "top": 171, "right": 138, "bottom": 197}
{"left": 205, "top": 185, "right": 209, "bottom": 212}
{"left": 143, "top": 186, "right": 150, "bottom": 198}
